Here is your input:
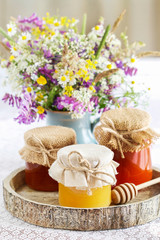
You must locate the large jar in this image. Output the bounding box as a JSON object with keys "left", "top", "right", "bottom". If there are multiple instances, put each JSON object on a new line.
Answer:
{"left": 49, "top": 144, "right": 119, "bottom": 208}
{"left": 19, "top": 126, "right": 76, "bottom": 191}
{"left": 94, "top": 108, "right": 160, "bottom": 186}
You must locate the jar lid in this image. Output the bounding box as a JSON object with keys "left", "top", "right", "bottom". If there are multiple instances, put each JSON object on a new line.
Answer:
{"left": 19, "top": 126, "right": 76, "bottom": 167}
{"left": 94, "top": 108, "right": 160, "bottom": 154}
{"left": 101, "top": 108, "right": 151, "bottom": 131}
{"left": 49, "top": 144, "right": 119, "bottom": 191}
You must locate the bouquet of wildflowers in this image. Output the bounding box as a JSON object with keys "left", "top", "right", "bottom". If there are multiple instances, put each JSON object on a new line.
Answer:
{"left": 0, "top": 11, "right": 150, "bottom": 124}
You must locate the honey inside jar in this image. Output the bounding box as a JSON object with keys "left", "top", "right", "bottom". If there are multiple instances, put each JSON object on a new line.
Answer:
{"left": 113, "top": 148, "right": 152, "bottom": 186}
{"left": 59, "top": 183, "right": 111, "bottom": 208}
{"left": 25, "top": 162, "right": 58, "bottom": 191}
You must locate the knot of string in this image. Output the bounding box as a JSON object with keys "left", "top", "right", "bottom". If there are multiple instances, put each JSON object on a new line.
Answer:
{"left": 100, "top": 116, "right": 149, "bottom": 158}
{"left": 61, "top": 151, "right": 115, "bottom": 195}
{"left": 25, "top": 135, "right": 60, "bottom": 167}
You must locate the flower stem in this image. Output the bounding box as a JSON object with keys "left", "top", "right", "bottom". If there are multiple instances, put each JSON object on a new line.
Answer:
{"left": 95, "top": 24, "right": 110, "bottom": 59}
{"left": 0, "top": 27, "right": 15, "bottom": 42}
{"left": 81, "top": 13, "right": 87, "bottom": 35}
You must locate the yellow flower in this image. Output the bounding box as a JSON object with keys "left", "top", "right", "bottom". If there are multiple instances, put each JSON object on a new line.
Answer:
{"left": 89, "top": 86, "right": 96, "bottom": 92}
{"left": 36, "top": 92, "right": 44, "bottom": 101}
{"left": 61, "top": 17, "right": 66, "bottom": 26}
{"left": 95, "top": 25, "right": 100, "bottom": 30}
{"left": 107, "top": 64, "right": 112, "bottom": 69}
{"left": 8, "top": 28, "right": 12, "bottom": 32}
{"left": 131, "top": 58, "right": 135, "bottom": 63}
{"left": 37, "top": 76, "right": 47, "bottom": 85}
{"left": 71, "top": 18, "right": 76, "bottom": 23}
{"left": 22, "top": 35, "right": 27, "bottom": 40}
{"left": 65, "top": 23, "right": 69, "bottom": 28}
{"left": 32, "top": 27, "right": 41, "bottom": 38}
{"left": 64, "top": 86, "right": 73, "bottom": 96}
{"left": 131, "top": 81, "right": 135, "bottom": 84}
{"left": 84, "top": 76, "right": 90, "bottom": 82}
{"left": 27, "top": 87, "right": 32, "bottom": 93}
{"left": 61, "top": 76, "right": 66, "bottom": 82}
{"left": 54, "top": 22, "right": 60, "bottom": 27}
{"left": 9, "top": 55, "right": 15, "bottom": 61}
{"left": 148, "top": 87, "right": 151, "bottom": 91}
{"left": 37, "top": 106, "right": 45, "bottom": 114}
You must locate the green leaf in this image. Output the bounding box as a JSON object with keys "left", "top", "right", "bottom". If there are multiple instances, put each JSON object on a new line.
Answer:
{"left": 95, "top": 25, "right": 110, "bottom": 59}
{"left": 43, "top": 87, "right": 59, "bottom": 109}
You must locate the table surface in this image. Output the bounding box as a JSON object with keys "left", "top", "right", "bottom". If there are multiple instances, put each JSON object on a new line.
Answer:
{"left": 1, "top": 59, "right": 160, "bottom": 240}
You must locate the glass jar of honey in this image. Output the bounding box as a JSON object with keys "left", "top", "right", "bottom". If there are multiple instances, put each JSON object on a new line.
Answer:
{"left": 94, "top": 108, "right": 160, "bottom": 186}
{"left": 49, "top": 144, "right": 119, "bottom": 208}
{"left": 113, "top": 148, "right": 152, "bottom": 186}
{"left": 19, "top": 126, "right": 76, "bottom": 191}
{"left": 25, "top": 162, "right": 58, "bottom": 191}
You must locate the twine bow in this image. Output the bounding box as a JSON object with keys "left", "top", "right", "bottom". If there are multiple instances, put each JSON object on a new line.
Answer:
{"left": 100, "top": 116, "right": 149, "bottom": 158}
{"left": 25, "top": 135, "right": 60, "bottom": 167}
{"left": 61, "top": 151, "right": 116, "bottom": 195}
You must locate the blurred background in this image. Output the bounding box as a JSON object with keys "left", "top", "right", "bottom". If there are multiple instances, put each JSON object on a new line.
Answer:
{"left": 0, "top": 0, "right": 160, "bottom": 166}
{"left": 0, "top": 0, "right": 160, "bottom": 51}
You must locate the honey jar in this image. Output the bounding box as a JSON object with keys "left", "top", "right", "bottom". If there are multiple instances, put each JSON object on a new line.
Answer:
{"left": 94, "top": 108, "right": 160, "bottom": 186}
{"left": 19, "top": 126, "right": 76, "bottom": 191}
{"left": 49, "top": 144, "right": 119, "bottom": 208}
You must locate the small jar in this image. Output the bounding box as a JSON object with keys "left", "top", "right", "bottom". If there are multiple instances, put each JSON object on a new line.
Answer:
{"left": 49, "top": 144, "right": 119, "bottom": 208}
{"left": 19, "top": 126, "right": 76, "bottom": 191}
{"left": 94, "top": 108, "right": 160, "bottom": 186}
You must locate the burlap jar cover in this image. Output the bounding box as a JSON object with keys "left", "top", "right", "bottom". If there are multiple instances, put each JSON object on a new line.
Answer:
{"left": 49, "top": 144, "right": 119, "bottom": 194}
{"left": 94, "top": 108, "right": 160, "bottom": 158}
{"left": 19, "top": 126, "right": 76, "bottom": 167}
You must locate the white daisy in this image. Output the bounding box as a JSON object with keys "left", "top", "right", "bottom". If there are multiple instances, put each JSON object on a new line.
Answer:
{"left": 7, "top": 22, "right": 17, "bottom": 36}
{"left": 18, "top": 32, "right": 31, "bottom": 45}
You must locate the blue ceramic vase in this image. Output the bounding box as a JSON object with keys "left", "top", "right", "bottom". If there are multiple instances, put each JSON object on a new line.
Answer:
{"left": 46, "top": 111, "right": 96, "bottom": 144}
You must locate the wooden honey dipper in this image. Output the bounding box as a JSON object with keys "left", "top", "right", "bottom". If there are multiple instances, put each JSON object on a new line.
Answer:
{"left": 112, "top": 177, "right": 160, "bottom": 204}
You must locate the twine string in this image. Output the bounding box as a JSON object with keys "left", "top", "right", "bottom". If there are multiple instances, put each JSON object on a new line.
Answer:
{"left": 100, "top": 116, "right": 150, "bottom": 158}
{"left": 25, "top": 135, "right": 60, "bottom": 167}
{"left": 61, "top": 151, "right": 115, "bottom": 195}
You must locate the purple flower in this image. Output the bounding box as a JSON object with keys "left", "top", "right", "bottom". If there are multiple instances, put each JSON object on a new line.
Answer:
{"left": 90, "top": 96, "right": 99, "bottom": 107}
{"left": 124, "top": 66, "right": 137, "bottom": 76}
{"left": 115, "top": 60, "right": 138, "bottom": 76}
{"left": 18, "top": 13, "right": 44, "bottom": 29}
{"left": 82, "top": 80, "right": 92, "bottom": 88}
{"left": 54, "top": 95, "right": 93, "bottom": 114}
{"left": 43, "top": 49, "right": 53, "bottom": 59}
{"left": 115, "top": 60, "right": 124, "bottom": 69}
{"left": 2, "top": 93, "right": 22, "bottom": 108}
{"left": 14, "top": 92, "right": 38, "bottom": 124}
{"left": 18, "top": 25, "right": 31, "bottom": 32}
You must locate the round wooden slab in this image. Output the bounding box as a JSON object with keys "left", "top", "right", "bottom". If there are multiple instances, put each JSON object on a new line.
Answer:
{"left": 3, "top": 167, "right": 160, "bottom": 231}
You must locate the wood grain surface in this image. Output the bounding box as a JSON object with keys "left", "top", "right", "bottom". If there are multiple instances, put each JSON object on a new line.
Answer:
{"left": 3, "top": 167, "right": 160, "bottom": 230}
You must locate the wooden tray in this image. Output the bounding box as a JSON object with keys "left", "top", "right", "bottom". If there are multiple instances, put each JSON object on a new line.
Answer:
{"left": 3, "top": 167, "right": 160, "bottom": 231}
